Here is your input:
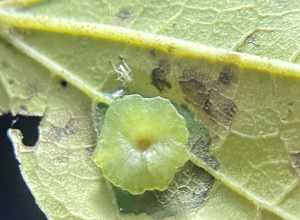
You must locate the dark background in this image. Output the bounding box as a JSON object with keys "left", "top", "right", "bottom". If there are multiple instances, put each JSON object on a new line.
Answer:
{"left": 0, "top": 113, "right": 47, "bottom": 220}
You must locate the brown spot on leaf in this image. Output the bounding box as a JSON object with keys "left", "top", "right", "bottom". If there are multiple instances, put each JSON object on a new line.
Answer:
{"left": 218, "top": 68, "right": 234, "bottom": 85}
{"left": 179, "top": 75, "right": 209, "bottom": 106}
{"left": 151, "top": 60, "right": 171, "bottom": 92}
{"left": 179, "top": 71, "right": 237, "bottom": 127}
{"left": 223, "top": 99, "right": 237, "bottom": 119}
{"left": 203, "top": 99, "right": 212, "bottom": 114}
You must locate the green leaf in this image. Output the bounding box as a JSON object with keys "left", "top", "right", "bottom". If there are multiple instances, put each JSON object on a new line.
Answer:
{"left": 1, "top": 1, "right": 300, "bottom": 220}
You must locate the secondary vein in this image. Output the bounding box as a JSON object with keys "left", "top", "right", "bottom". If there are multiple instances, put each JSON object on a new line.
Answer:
{"left": 0, "top": 30, "right": 113, "bottom": 105}
{"left": 190, "top": 154, "right": 297, "bottom": 220}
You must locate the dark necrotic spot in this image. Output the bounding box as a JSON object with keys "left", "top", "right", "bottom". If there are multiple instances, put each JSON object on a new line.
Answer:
{"left": 151, "top": 68, "right": 171, "bottom": 91}
{"left": 179, "top": 71, "right": 237, "bottom": 127}
{"left": 59, "top": 80, "right": 68, "bottom": 88}
{"left": 222, "top": 99, "right": 237, "bottom": 119}
{"left": 179, "top": 77, "right": 209, "bottom": 107}
{"left": 204, "top": 91, "right": 237, "bottom": 126}
{"left": 203, "top": 99, "right": 212, "bottom": 114}
{"left": 151, "top": 61, "right": 171, "bottom": 92}
{"left": 0, "top": 113, "right": 46, "bottom": 220}
{"left": 117, "top": 8, "right": 131, "bottom": 20}
{"left": 218, "top": 70, "right": 233, "bottom": 85}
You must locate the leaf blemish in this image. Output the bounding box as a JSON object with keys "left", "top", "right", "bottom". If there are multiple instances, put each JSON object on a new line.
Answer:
{"left": 116, "top": 8, "right": 131, "bottom": 20}
{"left": 154, "top": 161, "right": 214, "bottom": 210}
{"left": 114, "top": 161, "right": 215, "bottom": 217}
{"left": 151, "top": 60, "right": 171, "bottom": 92}
{"left": 179, "top": 71, "right": 237, "bottom": 126}
{"left": 47, "top": 118, "right": 79, "bottom": 142}
{"left": 218, "top": 68, "right": 234, "bottom": 85}
{"left": 59, "top": 80, "right": 68, "bottom": 88}
{"left": 203, "top": 99, "right": 212, "bottom": 114}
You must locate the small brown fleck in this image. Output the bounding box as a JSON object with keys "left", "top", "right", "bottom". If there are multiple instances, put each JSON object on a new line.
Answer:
{"left": 218, "top": 70, "right": 233, "bottom": 85}
{"left": 117, "top": 9, "right": 131, "bottom": 20}
{"left": 179, "top": 77, "right": 209, "bottom": 107}
{"left": 203, "top": 99, "right": 212, "bottom": 114}
{"left": 222, "top": 100, "right": 237, "bottom": 119}
{"left": 179, "top": 71, "right": 237, "bottom": 127}
{"left": 151, "top": 60, "right": 171, "bottom": 92}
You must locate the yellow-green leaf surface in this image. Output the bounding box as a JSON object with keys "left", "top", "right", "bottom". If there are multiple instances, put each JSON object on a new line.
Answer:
{"left": 1, "top": 1, "right": 300, "bottom": 220}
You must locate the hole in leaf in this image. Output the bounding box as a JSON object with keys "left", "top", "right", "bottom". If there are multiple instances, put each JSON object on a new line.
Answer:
{"left": 11, "top": 114, "right": 42, "bottom": 147}
{"left": 0, "top": 113, "right": 46, "bottom": 220}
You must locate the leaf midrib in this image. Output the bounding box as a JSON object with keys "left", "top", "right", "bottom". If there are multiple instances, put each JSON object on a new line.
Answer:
{"left": 1, "top": 10, "right": 300, "bottom": 78}
{"left": 0, "top": 8, "right": 299, "bottom": 220}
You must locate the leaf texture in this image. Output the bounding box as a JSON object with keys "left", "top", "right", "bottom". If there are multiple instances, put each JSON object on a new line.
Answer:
{"left": 0, "top": 1, "right": 300, "bottom": 220}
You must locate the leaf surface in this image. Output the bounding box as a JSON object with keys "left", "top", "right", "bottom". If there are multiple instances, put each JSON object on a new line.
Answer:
{"left": 0, "top": 1, "right": 300, "bottom": 220}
